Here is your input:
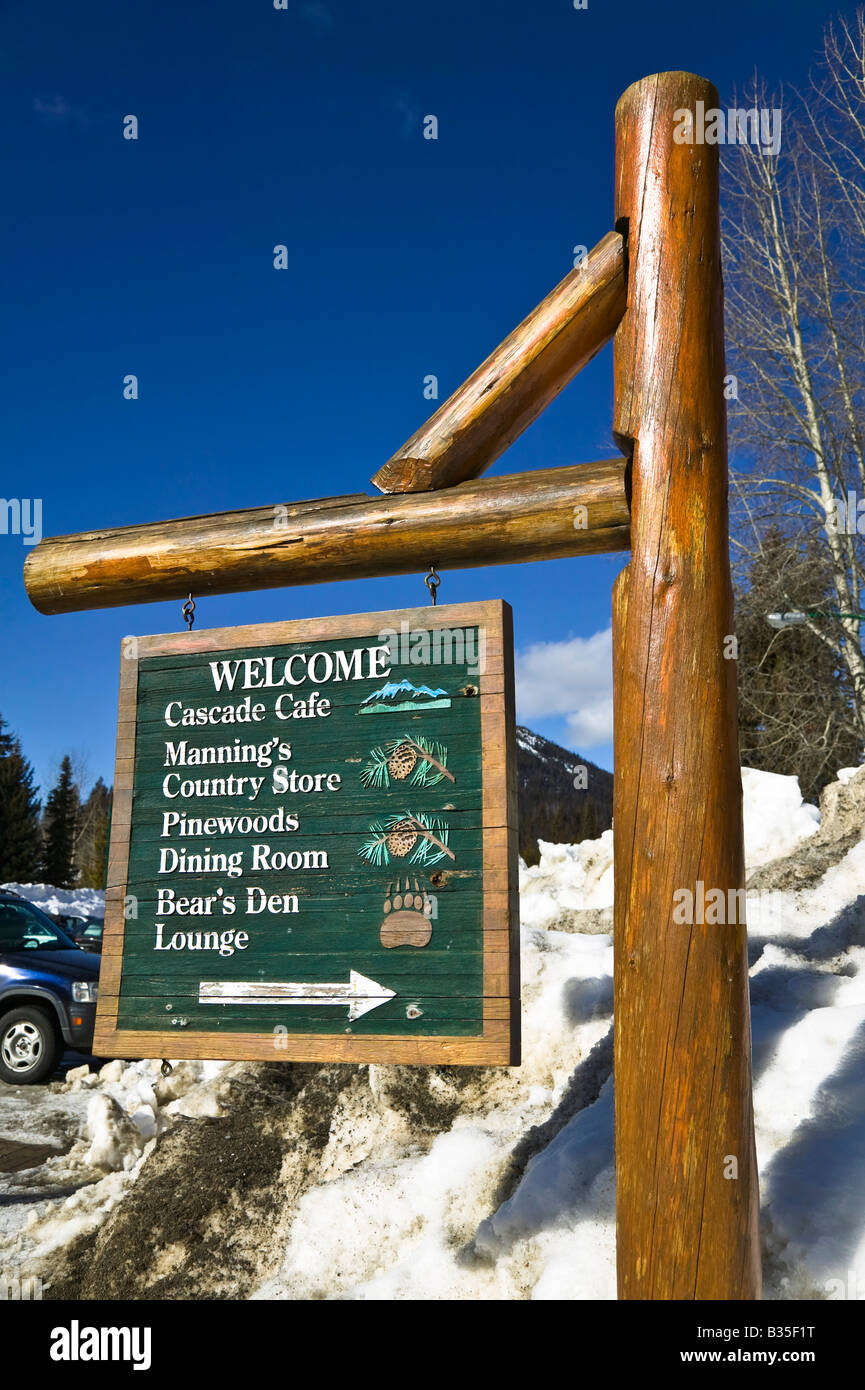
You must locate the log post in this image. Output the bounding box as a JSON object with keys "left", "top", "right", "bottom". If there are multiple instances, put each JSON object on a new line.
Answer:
{"left": 611, "top": 73, "right": 761, "bottom": 1299}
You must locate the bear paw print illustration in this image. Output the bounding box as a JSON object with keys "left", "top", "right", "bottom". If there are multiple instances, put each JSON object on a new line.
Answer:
{"left": 380, "top": 878, "right": 433, "bottom": 948}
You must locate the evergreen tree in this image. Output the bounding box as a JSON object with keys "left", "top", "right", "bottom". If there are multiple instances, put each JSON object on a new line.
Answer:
{"left": 76, "top": 778, "right": 112, "bottom": 888}
{"left": 581, "top": 800, "right": 600, "bottom": 842}
{"left": 0, "top": 714, "right": 42, "bottom": 881}
{"left": 41, "top": 756, "right": 79, "bottom": 888}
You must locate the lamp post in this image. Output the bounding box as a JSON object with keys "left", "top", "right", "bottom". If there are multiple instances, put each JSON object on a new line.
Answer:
{"left": 766, "top": 609, "right": 865, "bottom": 630}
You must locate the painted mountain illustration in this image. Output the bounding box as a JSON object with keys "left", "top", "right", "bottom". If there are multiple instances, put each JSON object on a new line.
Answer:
{"left": 358, "top": 679, "right": 451, "bottom": 714}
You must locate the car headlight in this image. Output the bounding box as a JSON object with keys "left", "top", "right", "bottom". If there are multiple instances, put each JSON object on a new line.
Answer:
{"left": 72, "top": 982, "right": 98, "bottom": 1003}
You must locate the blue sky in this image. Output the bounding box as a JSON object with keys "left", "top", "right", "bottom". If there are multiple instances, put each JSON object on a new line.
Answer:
{"left": 0, "top": 0, "right": 848, "bottom": 800}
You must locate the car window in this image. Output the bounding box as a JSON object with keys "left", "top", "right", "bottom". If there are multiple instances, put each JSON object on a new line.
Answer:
{"left": 83, "top": 925, "right": 103, "bottom": 938}
{"left": 0, "top": 902, "right": 77, "bottom": 951}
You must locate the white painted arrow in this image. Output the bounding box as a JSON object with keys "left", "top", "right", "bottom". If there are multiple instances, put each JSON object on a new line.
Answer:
{"left": 198, "top": 970, "right": 396, "bottom": 1021}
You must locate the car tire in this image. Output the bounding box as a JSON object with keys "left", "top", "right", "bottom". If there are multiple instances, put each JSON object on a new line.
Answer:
{"left": 0, "top": 1006, "right": 62, "bottom": 1085}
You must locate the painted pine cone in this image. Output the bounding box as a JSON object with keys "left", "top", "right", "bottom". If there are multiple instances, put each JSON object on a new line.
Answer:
{"left": 386, "top": 819, "right": 418, "bottom": 856}
{"left": 387, "top": 743, "right": 417, "bottom": 780}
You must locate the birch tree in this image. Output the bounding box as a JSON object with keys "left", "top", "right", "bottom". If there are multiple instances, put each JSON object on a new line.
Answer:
{"left": 722, "top": 13, "right": 865, "bottom": 752}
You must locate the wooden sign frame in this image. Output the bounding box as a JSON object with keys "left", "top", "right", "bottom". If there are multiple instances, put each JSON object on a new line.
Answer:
{"left": 94, "top": 599, "right": 520, "bottom": 1066}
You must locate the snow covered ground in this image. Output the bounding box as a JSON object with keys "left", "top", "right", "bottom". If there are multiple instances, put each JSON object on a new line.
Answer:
{"left": 1, "top": 882, "right": 106, "bottom": 920}
{"left": 1, "top": 764, "right": 864, "bottom": 1300}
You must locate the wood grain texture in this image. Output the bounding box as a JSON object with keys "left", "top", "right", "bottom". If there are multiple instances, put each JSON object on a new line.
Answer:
{"left": 24, "top": 462, "right": 629, "bottom": 614}
{"left": 611, "top": 73, "right": 761, "bottom": 1300}
{"left": 93, "top": 600, "right": 520, "bottom": 1066}
{"left": 371, "top": 231, "right": 626, "bottom": 493}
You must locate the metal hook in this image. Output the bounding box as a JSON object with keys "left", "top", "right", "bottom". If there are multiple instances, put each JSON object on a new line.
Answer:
{"left": 161, "top": 1059, "right": 173, "bottom": 1077}
{"left": 425, "top": 566, "right": 440, "bottom": 606}
{"left": 182, "top": 594, "right": 196, "bottom": 630}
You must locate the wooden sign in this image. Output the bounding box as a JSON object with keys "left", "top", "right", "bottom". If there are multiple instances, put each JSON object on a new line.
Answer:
{"left": 94, "top": 600, "right": 520, "bottom": 1065}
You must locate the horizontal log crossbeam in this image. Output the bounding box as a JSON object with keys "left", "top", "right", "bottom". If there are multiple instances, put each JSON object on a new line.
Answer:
{"left": 24, "top": 458, "right": 630, "bottom": 614}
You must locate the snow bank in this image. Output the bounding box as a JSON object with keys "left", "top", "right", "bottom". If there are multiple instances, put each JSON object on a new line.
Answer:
{"left": 2, "top": 764, "right": 863, "bottom": 1302}
{"left": 741, "top": 767, "right": 820, "bottom": 868}
{"left": 0, "top": 883, "right": 105, "bottom": 920}
{"left": 252, "top": 765, "right": 859, "bottom": 1301}
{"left": 521, "top": 830, "right": 614, "bottom": 920}
{"left": 254, "top": 926, "right": 617, "bottom": 1301}
{"left": 517, "top": 763, "right": 822, "bottom": 935}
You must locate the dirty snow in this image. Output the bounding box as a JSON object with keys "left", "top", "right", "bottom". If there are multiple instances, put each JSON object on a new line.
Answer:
{"left": 0, "top": 1056, "right": 229, "bottom": 1273}
{"left": 2, "top": 765, "right": 864, "bottom": 1300}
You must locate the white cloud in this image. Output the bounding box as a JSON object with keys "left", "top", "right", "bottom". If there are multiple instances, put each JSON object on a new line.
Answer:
{"left": 515, "top": 628, "right": 613, "bottom": 749}
{"left": 565, "top": 700, "right": 614, "bottom": 748}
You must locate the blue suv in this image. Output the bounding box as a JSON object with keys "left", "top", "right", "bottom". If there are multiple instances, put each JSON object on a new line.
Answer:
{"left": 0, "top": 891, "right": 100, "bottom": 1084}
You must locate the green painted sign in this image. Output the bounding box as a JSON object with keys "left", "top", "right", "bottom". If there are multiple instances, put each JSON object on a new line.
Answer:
{"left": 96, "top": 602, "right": 519, "bottom": 1065}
